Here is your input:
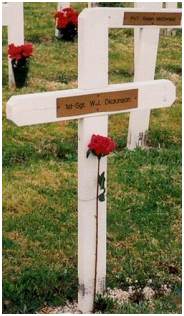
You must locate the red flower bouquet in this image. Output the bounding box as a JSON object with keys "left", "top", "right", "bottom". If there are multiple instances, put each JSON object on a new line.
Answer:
{"left": 8, "top": 43, "right": 33, "bottom": 88}
{"left": 55, "top": 7, "right": 78, "bottom": 41}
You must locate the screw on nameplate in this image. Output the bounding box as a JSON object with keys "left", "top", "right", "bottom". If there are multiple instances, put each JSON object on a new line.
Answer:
{"left": 123, "top": 12, "right": 182, "bottom": 26}
{"left": 56, "top": 89, "right": 138, "bottom": 118}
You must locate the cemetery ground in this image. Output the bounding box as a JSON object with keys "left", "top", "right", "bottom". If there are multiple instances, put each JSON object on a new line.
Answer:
{"left": 2, "top": 3, "right": 181, "bottom": 314}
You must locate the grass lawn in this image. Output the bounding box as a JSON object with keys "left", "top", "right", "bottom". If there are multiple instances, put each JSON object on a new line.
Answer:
{"left": 2, "top": 2, "right": 182, "bottom": 314}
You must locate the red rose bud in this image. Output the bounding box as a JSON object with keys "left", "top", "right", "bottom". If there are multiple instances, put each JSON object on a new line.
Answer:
{"left": 88, "top": 134, "right": 116, "bottom": 158}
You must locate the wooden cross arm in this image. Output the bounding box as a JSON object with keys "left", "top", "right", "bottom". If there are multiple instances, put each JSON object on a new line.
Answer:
{"left": 80, "top": 7, "right": 182, "bottom": 28}
{"left": 6, "top": 79, "right": 175, "bottom": 127}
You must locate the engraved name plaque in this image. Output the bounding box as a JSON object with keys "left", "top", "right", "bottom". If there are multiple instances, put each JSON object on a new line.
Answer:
{"left": 56, "top": 89, "right": 138, "bottom": 118}
{"left": 123, "top": 12, "right": 182, "bottom": 26}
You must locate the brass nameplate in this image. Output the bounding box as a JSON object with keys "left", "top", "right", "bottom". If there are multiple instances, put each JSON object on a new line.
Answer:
{"left": 123, "top": 12, "right": 182, "bottom": 26}
{"left": 56, "top": 89, "right": 138, "bottom": 118}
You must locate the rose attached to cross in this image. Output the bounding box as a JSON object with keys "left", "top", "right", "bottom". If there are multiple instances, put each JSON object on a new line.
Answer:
{"left": 87, "top": 134, "right": 116, "bottom": 309}
{"left": 87, "top": 134, "right": 116, "bottom": 201}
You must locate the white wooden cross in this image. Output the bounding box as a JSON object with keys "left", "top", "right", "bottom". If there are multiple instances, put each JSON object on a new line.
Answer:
{"left": 128, "top": 2, "right": 162, "bottom": 149}
{"left": 2, "top": 2, "right": 24, "bottom": 86}
{"left": 78, "top": 7, "right": 182, "bottom": 151}
{"left": 6, "top": 7, "right": 178, "bottom": 314}
{"left": 128, "top": 2, "right": 181, "bottom": 149}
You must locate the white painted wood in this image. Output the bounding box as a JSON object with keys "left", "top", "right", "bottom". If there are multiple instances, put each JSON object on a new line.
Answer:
{"left": 127, "top": 2, "right": 162, "bottom": 149}
{"left": 6, "top": 6, "right": 180, "bottom": 313}
{"left": 78, "top": 6, "right": 180, "bottom": 150}
{"left": 79, "top": 7, "right": 182, "bottom": 29}
{"left": 55, "top": 2, "right": 70, "bottom": 38}
{"left": 77, "top": 4, "right": 181, "bottom": 150}
{"left": 6, "top": 77, "right": 176, "bottom": 313}
{"left": 6, "top": 79, "right": 176, "bottom": 126}
{"left": 2, "top": 3, "right": 24, "bottom": 86}
{"left": 78, "top": 12, "right": 109, "bottom": 311}
{"left": 166, "top": 2, "right": 178, "bottom": 10}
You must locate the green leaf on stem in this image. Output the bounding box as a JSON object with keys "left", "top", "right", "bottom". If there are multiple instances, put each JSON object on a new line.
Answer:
{"left": 86, "top": 149, "right": 91, "bottom": 158}
{"left": 98, "top": 171, "right": 105, "bottom": 190}
{"left": 98, "top": 188, "right": 106, "bottom": 202}
{"left": 98, "top": 192, "right": 105, "bottom": 202}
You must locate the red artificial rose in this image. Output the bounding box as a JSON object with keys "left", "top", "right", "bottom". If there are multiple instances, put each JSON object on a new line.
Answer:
{"left": 8, "top": 43, "right": 33, "bottom": 61}
{"left": 88, "top": 134, "right": 116, "bottom": 158}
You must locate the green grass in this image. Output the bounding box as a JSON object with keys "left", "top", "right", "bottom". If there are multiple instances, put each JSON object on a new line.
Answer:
{"left": 2, "top": 2, "right": 181, "bottom": 314}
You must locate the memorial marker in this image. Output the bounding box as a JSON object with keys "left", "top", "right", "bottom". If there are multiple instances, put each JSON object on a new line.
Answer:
{"left": 127, "top": 2, "right": 162, "bottom": 149}
{"left": 6, "top": 80, "right": 175, "bottom": 311}
{"left": 126, "top": 4, "right": 182, "bottom": 149}
{"left": 75, "top": 7, "right": 181, "bottom": 151}
{"left": 6, "top": 7, "right": 179, "bottom": 313}
{"left": 7, "top": 80, "right": 175, "bottom": 126}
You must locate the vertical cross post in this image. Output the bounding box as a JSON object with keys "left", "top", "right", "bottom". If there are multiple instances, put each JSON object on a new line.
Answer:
{"left": 127, "top": 2, "right": 162, "bottom": 149}
{"left": 78, "top": 9, "right": 108, "bottom": 313}
{"left": 2, "top": 3, "right": 24, "bottom": 86}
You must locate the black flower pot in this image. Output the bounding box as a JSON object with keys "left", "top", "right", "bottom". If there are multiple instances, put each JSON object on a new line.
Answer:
{"left": 58, "top": 23, "right": 77, "bottom": 41}
{"left": 12, "top": 59, "right": 29, "bottom": 88}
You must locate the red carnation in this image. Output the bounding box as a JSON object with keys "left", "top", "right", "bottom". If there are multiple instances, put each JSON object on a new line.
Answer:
{"left": 88, "top": 134, "right": 116, "bottom": 158}
{"left": 8, "top": 44, "right": 22, "bottom": 60}
{"left": 8, "top": 43, "right": 33, "bottom": 61}
{"left": 55, "top": 7, "right": 78, "bottom": 29}
{"left": 22, "top": 44, "right": 33, "bottom": 58}
{"left": 70, "top": 13, "right": 78, "bottom": 25}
